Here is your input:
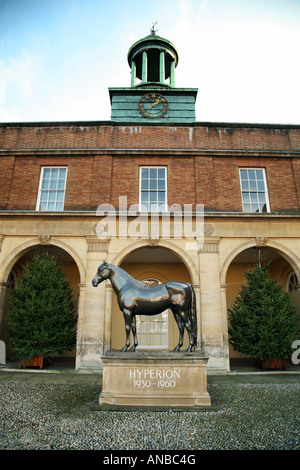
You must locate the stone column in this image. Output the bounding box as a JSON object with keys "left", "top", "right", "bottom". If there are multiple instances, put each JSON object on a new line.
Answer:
{"left": 193, "top": 284, "right": 203, "bottom": 352}
{"left": 77, "top": 238, "right": 109, "bottom": 371}
{"left": 159, "top": 50, "right": 165, "bottom": 84}
{"left": 170, "top": 59, "right": 175, "bottom": 87}
{"left": 131, "top": 60, "right": 136, "bottom": 87}
{"left": 142, "top": 50, "right": 147, "bottom": 83}
{"left": 103, "top": 284, "right": 113, "bottom": 352}
{"left": 220, "top": 284, "right": 230, "bottom": 371}
{"left": 0, "top": 281, "right": 8, "bottom": 336}
{"left": 75, "top": 282, "right": 86, "bottom": 370}
{"left": 0, "top": 236, "right": 6, "bottom": 335}
{"left": 198, "top": 237, "right": 226, "bottom": 371}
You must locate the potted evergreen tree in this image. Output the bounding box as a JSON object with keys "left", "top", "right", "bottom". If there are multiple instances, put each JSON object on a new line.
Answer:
{"left": 228, "top": 259, "right": 300, "bottom": 370}
{"left": 7, "top": 253, "right": 77, "bottom": 368}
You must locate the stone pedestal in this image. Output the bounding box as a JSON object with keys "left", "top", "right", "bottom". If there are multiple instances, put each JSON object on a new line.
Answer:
{"left": 99, "top": 350, "right": 211, "bottom": 407}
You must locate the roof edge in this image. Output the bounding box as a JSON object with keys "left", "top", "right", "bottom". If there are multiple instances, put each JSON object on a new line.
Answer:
{"left": 0, "top": 120, "right": 299, "bottom": 129}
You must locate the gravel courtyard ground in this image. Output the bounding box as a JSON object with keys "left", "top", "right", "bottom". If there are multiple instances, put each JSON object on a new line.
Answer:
{"left": 0, "top": 370, "right": 299, "bottom": 451}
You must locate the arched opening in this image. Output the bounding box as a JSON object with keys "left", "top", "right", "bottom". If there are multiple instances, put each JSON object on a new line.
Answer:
{"left": 225, "top": 246, "right": 300, "bottom": 360}
{"left": 110, "top": 246, "right": 192, "bottom": 351}
{"left": 135, "top": 278, "right": 169, "bottom": 349}
{"left": 0, "top": 244, "right": 80, "bottom": 367}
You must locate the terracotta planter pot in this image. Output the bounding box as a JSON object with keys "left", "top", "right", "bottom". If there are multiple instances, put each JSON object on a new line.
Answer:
{"left": 256, "top": 358, "right": 287, "bottom": 371}
{"left": 20, "top": 354, "right": 44, "bottom": 369}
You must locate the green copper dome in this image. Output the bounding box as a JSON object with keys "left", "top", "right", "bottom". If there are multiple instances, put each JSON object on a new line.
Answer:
{"left": 109, "top": 27, "right": 197, "bottom": 122}
{"left": 127, "top": 31, "right": 179, "bottom": 87}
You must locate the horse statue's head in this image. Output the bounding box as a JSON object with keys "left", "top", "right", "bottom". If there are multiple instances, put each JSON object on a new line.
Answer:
{"left": 92, "top": 260, "right": 112, "bottom": 287}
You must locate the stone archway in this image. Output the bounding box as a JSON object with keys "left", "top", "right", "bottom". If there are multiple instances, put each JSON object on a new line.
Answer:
{"left": 220, "top": 239, "right": 300, "bottom": 286}
{"left": 0, "top": 241, "right": 82, "bottom": 365}
{"left": 109, "top": 243, "right": 196, "bottom": 352}
{"left": 223, "top": 243, "right": 300, "bottom": 360}
{"left": 0, "top": 237, "right": 86, "bottom": 285}
{"left": 111, "top": 239, "right": 199, "bottom": 286}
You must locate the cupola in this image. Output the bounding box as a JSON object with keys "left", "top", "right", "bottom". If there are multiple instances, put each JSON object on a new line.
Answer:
{"left": 109, "top": 27, "right": 197, "bottom": 123}
{"left": 127, "top": 24, "right": 178, "bottom": 88}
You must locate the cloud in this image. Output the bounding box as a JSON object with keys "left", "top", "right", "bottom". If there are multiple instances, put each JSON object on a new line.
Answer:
{"left": 0, "top": 51, "right": 39, "bottom": 121}
{"left": 170, "top": 4, "right": 300, "bottom": 123}
{"left": 1, "top": 0, "right": 299, "bottom": 124}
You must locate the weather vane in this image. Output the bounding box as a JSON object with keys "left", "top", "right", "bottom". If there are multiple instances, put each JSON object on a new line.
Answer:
{"left": 150, "top": 21, "right": 158, "bottom": 35}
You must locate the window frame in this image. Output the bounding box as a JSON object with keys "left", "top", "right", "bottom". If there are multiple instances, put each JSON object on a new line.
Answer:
{"left": 239, "top": 168, "right": 270, "bottom": 213}
{"left": 36, "top": 166, "right": 68, "bottom": 212}
{"left": 139, "top": 166, "right": 168, "bottom": 212}
{"left": 287, "top": 272, "right": 298, "bottom": 292}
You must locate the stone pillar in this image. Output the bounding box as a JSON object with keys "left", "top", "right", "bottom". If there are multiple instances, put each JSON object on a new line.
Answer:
{"left": 0, "top": 281, "right": 8, "bottom": 336}
{"left": 170, "top": 59, "right": 175, "bottom": 87}
{"left": 142, "top": 50, "right": 147, "bottom": 83}
{"left": 198, "top": 237, "right": 226, "bottom": 371}
{"left": 193, "top": 284, "right": 203, "bottom": 352}
{"left": 220, "top": 284, "right": 230, "bottom": 371}
{"left": 77, "top": 238, "right": 109, "bottom": 371}
{"left": 103, "top": 284, "right": 113, "bottom": 353}
{"left": 159, "top": 50, "right": 165, "bottom": 84}
{"left": 131, "top": 60, "right": 136, "bottom": 87}
{"left": 0, "top": 235, "right": 6, "bottom": 335}
{"left": 75, "top": 282, "right": 86, "bottom": 370}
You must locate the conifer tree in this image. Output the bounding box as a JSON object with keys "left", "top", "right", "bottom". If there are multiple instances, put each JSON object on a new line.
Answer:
{"left": 7, "top": 253, "right": 77, "bottom": 362}
{"left": 228, "top": 259, "right": 299, "bottom": 361}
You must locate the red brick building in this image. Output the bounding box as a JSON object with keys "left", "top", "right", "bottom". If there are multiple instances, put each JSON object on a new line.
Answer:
{"left": 0, "top": 31, "right": 299, "bottom": 372}
{"left": 1, "top": 122, "right": 300, "bottom": 213}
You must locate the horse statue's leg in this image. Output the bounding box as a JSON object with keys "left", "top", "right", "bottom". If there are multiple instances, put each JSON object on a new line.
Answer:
{"left": 129, "top": 315, "right": 138, "bottom": 352}
{"left": 171, "top": 309, "right": 185, "bottom": 352}
{"left": 172, "top": 307, "right": 196, "bottom": 352}
{"left": 185, "top": 317, "right": 196, "bottom": 352}
{"left": 121, "top": 309, "right": 132, "bottom": 352}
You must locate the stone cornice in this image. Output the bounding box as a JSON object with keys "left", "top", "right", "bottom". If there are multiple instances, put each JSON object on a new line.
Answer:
{"left": 1, "top": 148, "right": 300, "bottom": 158}
{"left": 0, "top": 211, "right": 299, "bottom": 219}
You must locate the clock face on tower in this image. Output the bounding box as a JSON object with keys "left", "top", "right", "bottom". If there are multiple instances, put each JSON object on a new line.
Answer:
{"left": 138, "top": 93, "right": 169, "bottom": 118}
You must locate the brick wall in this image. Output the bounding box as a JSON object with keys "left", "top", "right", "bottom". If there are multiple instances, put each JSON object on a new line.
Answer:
{"left": 8, "top": 156, "right": 41, "bottom": 210}
{"left": 266, "top": 159, "right": 299, "bottom": 212}
{"left": 64, "top": 157, "right": 94, "bottom": 211}
{"left": 0, "top": 156, "right": 14, "bottom": 209}
{"left": 0, "top": 122, "right": 299, "bottom": 212}
{"left": 1, "top": 123, "right": 300, "bottom": 151}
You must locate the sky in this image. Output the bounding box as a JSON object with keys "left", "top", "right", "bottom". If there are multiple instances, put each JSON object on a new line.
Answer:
{"left": 0, "top": 0, "right": 299, "bottom": 125}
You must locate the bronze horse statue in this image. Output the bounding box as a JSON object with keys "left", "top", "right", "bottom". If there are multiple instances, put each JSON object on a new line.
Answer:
{"left": 92, "top": 261, "right": 197, "bottom": 353}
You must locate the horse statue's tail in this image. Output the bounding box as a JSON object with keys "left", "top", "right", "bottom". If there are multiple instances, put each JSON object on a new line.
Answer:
{"left": 189, "top": 284, "right": 197, "bottom": 348}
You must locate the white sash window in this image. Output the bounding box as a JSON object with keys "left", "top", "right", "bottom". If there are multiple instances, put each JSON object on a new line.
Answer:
{"left": 139, "top": 167, "right": 167, "bottom": 212}
{"left": 36, "top": 167, "right": 67, "bottom": 211}
{"left": 240, "top": 168, "right": 270, "bottom": 213}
